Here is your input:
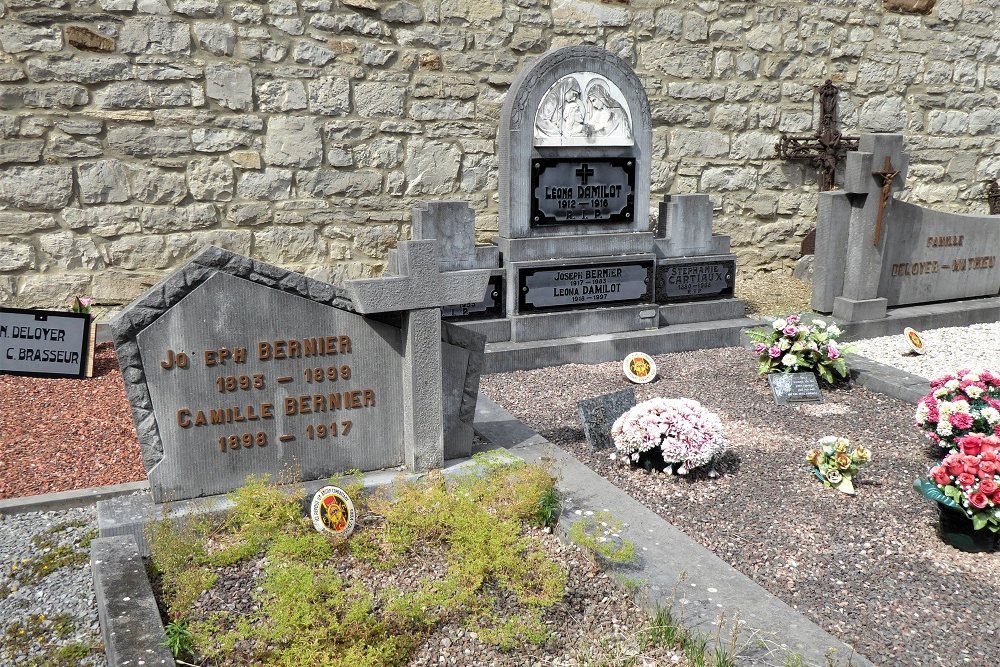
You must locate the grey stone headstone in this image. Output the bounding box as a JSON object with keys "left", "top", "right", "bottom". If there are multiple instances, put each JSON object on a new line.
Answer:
{"left": 655, "top": 194, "right": 731, "bottom": 257}
{"left": 578, "top": 388, "right": 635, "bottom": 450}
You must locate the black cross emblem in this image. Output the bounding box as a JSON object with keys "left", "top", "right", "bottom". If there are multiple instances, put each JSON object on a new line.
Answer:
{"left": 576, "top": 163, "right": 594, "bottom": 185}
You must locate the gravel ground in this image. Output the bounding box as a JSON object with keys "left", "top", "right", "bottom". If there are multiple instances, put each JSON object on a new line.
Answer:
{"left": 849, "top": 322, "right": 1000, "bottom": 382}
{"left": 0, "top": 343, "right": 145, "bottom": 500}
{"left": 0, "top": 506, "right": 106, "bottom": 666}
{"left": 480, "top": 348, "right": 1000, "bottom": 667}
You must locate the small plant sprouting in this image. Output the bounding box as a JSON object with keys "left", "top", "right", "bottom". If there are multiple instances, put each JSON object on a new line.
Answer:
{"left": 164, "top": 617, "right": 194, "bottom": 659}
{"left": 534, "top": 484, "right": 560, "bottom": 528}
{"left": 568, "top": 510, "right": 635, "bottom": 565}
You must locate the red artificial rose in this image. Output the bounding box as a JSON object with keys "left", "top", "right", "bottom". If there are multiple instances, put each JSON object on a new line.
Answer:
{"left": 946, "top": 460, "right": 965, "bottom": 477}
{"left": 960, "top": 435, "right": 983, "bottom": 456}
{"left": 993, "top": 490, "right": 1000, "bottom": 505}
{"left": 969, "top": 491, "right": 990, "bottom": 509}
{"left": 931, "top": 467, "right": 952, "bottom": 486}
{"left": 957, "top": 472, "right": 977, "bottom": 489}
{"left": 982, "top": 450, "right": 997, "bottom": 462}
{"left": 980, "top": 460, "right": 998, "bottom": 476}
{"left": 979, "top": 478, "right": 998, "bottom": 495}
{"left": 962, "top": 454, "right": 979, "bottom": 467}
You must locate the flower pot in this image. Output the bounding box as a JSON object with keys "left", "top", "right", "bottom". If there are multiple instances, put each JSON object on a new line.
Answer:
{"left": 936, "top": 503, "right": 1000, "bottom": 553}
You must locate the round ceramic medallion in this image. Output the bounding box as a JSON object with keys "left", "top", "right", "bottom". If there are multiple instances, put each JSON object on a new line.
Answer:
{"left": 310, "top": 486, "right": 356, "bottom": 537}
{"left": 622, "top": 352, "right": 656, "bottom": 384}
{"left": 903, "top": 327, "right": 925, "bottom": 355}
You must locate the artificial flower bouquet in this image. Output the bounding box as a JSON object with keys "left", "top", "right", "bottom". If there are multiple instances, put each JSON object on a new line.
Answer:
{"left": 806, "top": 436, "right": 871, "bottom": 495}
{"left": 610, "top": 397, "right": 727, "bottom": 474}
{"left": 914, "top": 369, "right": 1000, "bottom": 451}
{"left": 915, "top": 433, "right": 1000, "bottom": 533}
{"left": 745, "top": 313, "right": 853, "bottom": 385}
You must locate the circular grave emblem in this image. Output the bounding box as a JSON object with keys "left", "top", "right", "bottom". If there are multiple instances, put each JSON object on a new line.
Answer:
{"left": 310, "top": 486, "right": 356, "bottom": 537}
{"left": 903, "top": 327, "right": 925, "bottom": 355}
{"left": 623, "top": 352, "right": 656, "bottom": 384}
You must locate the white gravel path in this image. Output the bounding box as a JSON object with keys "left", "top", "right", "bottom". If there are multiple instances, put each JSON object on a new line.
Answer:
{"left": 849, "top": 322, "right": 1000, "bottom": 381}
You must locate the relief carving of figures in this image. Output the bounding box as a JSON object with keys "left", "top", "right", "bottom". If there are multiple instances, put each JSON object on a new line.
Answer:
{"left": 534, "top": 73, "right": 633, "bottom": 147}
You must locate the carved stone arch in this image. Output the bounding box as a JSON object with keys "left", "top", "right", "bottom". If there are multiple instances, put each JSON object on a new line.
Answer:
{"left": 499, "top": 46, "right": 652, "bottom": 241}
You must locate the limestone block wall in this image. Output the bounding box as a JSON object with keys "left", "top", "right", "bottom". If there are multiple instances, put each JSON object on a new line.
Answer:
{"left": 1, "top": 0, "right": 998, "bottom": 312}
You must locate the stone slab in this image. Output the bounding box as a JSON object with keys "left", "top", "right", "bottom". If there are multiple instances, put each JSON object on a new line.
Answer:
{"left": 654, "top": 254, "right": 737, "bottom": 303}
{"left": 578, "top": 388, "right": 634, "bottom": 450}
{"left": 496, "top": 232, "right": 655, "bottom": 263}
{"left": 91, "top": 535, "right": 175, "bottom": 667}
{"left": 811, "top": 191, "right": 852, "bottom": 313}
{"left": 453, "top": 318, "right": 511, "bottom": 344}
{"left": 510, "top": 304, "right": 658, "bottom": 343}
{"left": 657, "top": 298, "right": 746, "bottom": 326}
{"left": 836, "top": 296, "right": 1000, "bottom": 343}
{"left": 654, "top": 193, "right": 730, "bottom": 257}
{"left": 847, "top": 354, "right": 928, "bottom": 405}
{"left": 441, "top": 321, "right": 486, "bottom": 460}
{"left": 0, "top": 480, "right": 149, "bottom": 515}
{"left": 832, "top": 295, "right": 888, "bottom": 321}
{"left": 472, "top": 396, "right": 876, "bottom": 667}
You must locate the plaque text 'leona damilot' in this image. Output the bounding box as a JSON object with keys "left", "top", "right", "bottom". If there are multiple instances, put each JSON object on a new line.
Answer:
{"left": 158, "top": 333, "right": 377, "bottom": 455}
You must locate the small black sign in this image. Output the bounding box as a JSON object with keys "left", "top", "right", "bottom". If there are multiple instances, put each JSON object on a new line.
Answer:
{"left": 655, "top": 259, "right": 736, "bottom": 303}
{"left": 441, "top": 275, "right": 504, "bottom": 320}
{"left": 0, "top": 307, "right": 92, "bottom": 379}
{"left": 530, "top": 157, "right": 635, "bottom": 226}
{"left": 767, "top": 372, "right": 823, "bottom": 406}
{"left": 518, "top": 260, "right": 654, "bottom": 313}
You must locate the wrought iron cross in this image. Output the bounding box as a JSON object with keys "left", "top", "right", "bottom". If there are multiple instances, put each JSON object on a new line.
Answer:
{"left": 776, "top": 80, "right": 859, "bottom": 192}
{"left": 987, "top": 180, "right": 1000, "bottom": 215}
{"left": 871, "top": 156, "right": 900, "bottom": 247}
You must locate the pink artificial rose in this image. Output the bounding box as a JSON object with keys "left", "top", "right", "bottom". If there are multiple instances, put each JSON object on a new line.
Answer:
{"left": 945, "top": 457, "right": 965, "bottom": 477}
{"left": 969, "top": 491, "right": 990, "bottom": 509}
{"left": 754, "top": 343, "right": 766, "bottom": 355}
{"left": 957, "top": 472, "right": 977, "bottom": 489}
{"left": 982, "top": 450, "right": 997, "bottom": 462}
{"left": 768, "top": 346, "right": 782, "bottom": 358}
{"left": 950, "top": 413, "right": 974, "bottom": 430}
{"left": 980, "top": 460, "right": 998, "bottom": 476}
{"left": 826, "top": 342, "right": 840, "bottom": 360}
{"left": 979, "top": 478, "right": 998, "bottom": 495}
{"left": 931, "top": 466, "right": 952, "bottom": 486}
{"left": 783, "top": 325, "right": 798, "bottom": 336}
{"left": 959, "top": 434, "right": 983, "bottom": 455}
{"left": 786, "top": 314, "right": 800, "bottom": 323}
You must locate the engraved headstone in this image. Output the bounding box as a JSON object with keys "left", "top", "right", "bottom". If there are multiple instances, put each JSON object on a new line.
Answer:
{"left": 578, "top": 388, "right": 636, "bottom": 450}
{"left": 767, "top": 372, "right": 823, "bottom": 406}
{"left": 112, "top": 245, "right": 490, "bottom": 502}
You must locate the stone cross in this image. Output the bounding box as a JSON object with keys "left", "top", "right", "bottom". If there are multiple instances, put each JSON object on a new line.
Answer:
{"left": 408, "top": 201, "right": 499, "bottom": 272}
{"left": 828, "top": 133, "right": 909, "bottom": 321}
{"left": 776, "top": 80, "right": 859, "bottom": 192}
{"left": 871, "top": 156, "right": 902, "bottom": 246}
{"left": 347, "top": 239, "right": 491, "bottom": 471}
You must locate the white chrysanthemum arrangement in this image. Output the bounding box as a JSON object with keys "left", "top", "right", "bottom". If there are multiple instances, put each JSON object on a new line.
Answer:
{"left": 610, "top": 397, "right": 727, "bottom": 474}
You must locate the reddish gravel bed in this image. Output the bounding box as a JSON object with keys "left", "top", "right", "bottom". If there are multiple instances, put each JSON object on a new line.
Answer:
{"left": 0, "top": 343, "right": 145, "bottom": 500}
{"left": 480, "top": 348, "right": 1000, "bottom": 667}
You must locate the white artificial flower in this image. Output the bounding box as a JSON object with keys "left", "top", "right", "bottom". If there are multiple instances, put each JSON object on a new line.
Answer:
{"left": 983, "top": 407, "right": 1000, "bottom": 425}
{"left": 811, "top": 319, "right": 827, "bottom": 328}
{"left": 964, "top": 372, "right": 981, "bottom": 382}
{"left": 781, "top": 353, "right": 798, "bottom": 367}
{"left": 915, "top": 403, "right": 929, "bottom": 424}
{"left": 827, "top": 324, "right": 841, "bottom": 336}
{"left": 939, "top": 402, "right": 953, "bottom": 417}
{"left": 945, "top": 379, "right": 960, "bottom": 391}
{"left": 934, "top": 388, "right": 948, "bottom": 399}
{"left": 778, "top": 338, "right": 791, "bottom": 351}
{"left": 936, "top": 421, "right": 953, "bottom": 436}
{"left": 772, "top": 318, "right": 788, "bottom": 331}
{"left": 966, "top": 386, "right": 984, "bottom": 399}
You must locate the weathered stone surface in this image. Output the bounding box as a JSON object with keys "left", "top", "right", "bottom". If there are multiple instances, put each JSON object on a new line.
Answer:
{"left": 0, "top": 140, "right": 43, "bottom": 165}
{"left": 193, "top": 21, "right": 235, "bottom": 55}
{"left": 0, "top": 166, "right": 73, "bottom": 209}
{"left": 139, "top": 203, "right": 217, "bottom": 232}
{"left": 47, "top": 131, "right": 103, "bottom": 158}
{"left": 204, "top": 63, "right": 252, "bottom": 110}
{"left": 107, "top": 126, "right": 192, "bottom": 157}
{"left": 0, "top": 212, "right": 58, "bottom": 234}
{"left": 256, "top": 79, "right": 307, "bottom": 112}
{"left": 127, "top": 166, "right": 188, "bottom": 204}
{"left": 253, "top": 225, "right": 327, "bottom": 263}
{"left": 173, "top": 0, "right": 220, "bottom": 17}
{"left": 291, "top": 39, "right": 337, "bottom": 65}
{"left": 0, "top": 242, "right": 36, "bottom": 271}
{"left": 405, "top": 139, "right": 460, "bottom": 195}
{"left": 227, "top": 202, "right": 272, "bottom": 226}
{"left": 38, "top": 231, "right": 104, "bottom": 270}
{"left": 308, "top": 76, "right": 351, "bottom": 115}
{"left": 355, "top": 138, "right": 403, "bottom": 169}
{"left": 236, "top": 168, "right": 292, "bottom": 199}
{"left": 191, "top": 127, "right": 251, "bottom": 152}
{"left": 263, "top": 116, "right": 322, "bottom": 167}
{"left": 188, "top": 158, "right": 234, "bottom": 201}
{"left": 0, "top": 25, "right": 62, "bottom": 52}
{"left": 26, "top": 55, "right": 131, "bottom": 83}
{"left": 670, "top": 129, "right": 730, "bottom": 158}
{"left": 381, "top": 1, "right": 422, "bottom": 23}
{"left": 94, "top": 82, "right": 193, "bottom": 109}
{"left": 410, "top": 99, "right": 474, "bottom": 121}
{"left": 119, "top": 17, "right": 192, "bottom": 54}
{"left": 136, "top": 62, "right": 203, "bottom": 81}
{"left": 79, "top": 159, "right": 130, "bottom": 204}
{"left": 297, "top": 169, "right": 382, "bottom": 197}
{"left": 64, "top": 26, "right": 116, "bottom": 52}
{"left": 230, "top": 150, "right": 261, "bottom": 169}
{"left": 310, "top": 12, "right": 386, "bottom": 37}
{"left": 0, "top": 85, "right": 89, "bottom": 109}
{"left": 355, "top": 82, "right": 406, "bottom": 117}
{"left": 858, "top": 96, "right": 907, "bottom": 132}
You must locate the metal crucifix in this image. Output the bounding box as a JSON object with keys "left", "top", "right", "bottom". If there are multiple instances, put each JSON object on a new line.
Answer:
{"left": 871, "top": 156, "right": 901, "bottom": 246}
{"left": 776, "top": 80, "right": 859, "bottom": 192}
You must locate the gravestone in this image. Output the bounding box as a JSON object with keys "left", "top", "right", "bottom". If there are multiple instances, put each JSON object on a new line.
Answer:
{"left": 767, "top": 372, "right": 823, "bottom": 406}
{"left": 812, "top": 133, "right": 1000, "bottom": 321}
{"left": 111, "top": 245, "right": 490, "bottom": 502}
{"left": 578, "top": 388, "right": 635, "bottom": 450}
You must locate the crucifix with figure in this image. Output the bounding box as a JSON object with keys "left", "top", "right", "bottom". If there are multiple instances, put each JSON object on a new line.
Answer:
{"left": 871, "top": 156, "right": 901, "bottom": 246}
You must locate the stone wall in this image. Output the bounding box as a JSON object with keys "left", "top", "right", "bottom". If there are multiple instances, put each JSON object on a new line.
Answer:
{"left": 1, "top": 0, "right": 998, "bottom": 312}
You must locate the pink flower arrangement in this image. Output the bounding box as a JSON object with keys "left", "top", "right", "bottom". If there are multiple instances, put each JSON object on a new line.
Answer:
{"left": 919, "top": 434, "right": 1000, "bottom": 533}
{"left": 746, "top": 314, "right": 853, "bottom": 385}
{"left": 915, "top": 369, "right": 1000, "bottom": 451}
{"left": 610, "top": 397, "right": 727, "bottom": 474}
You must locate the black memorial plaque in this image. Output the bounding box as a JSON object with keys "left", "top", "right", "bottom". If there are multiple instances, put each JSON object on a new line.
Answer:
{"left": 531, "top": 157, "right": 635, "bottom": 226}
{"left": 655, "top": 259, "right": 736, "bottom": 303}
{"left": 442, "top": 275, "right": 504, "bottom": 320}
{"left": 518, "top": 261, "right": 654, "bottom": 313}
{"left": 0, "top": 307, "right": 92, "bottom": 379}
{"left": 767, "top": 372, "right": 823, "bottom": 406}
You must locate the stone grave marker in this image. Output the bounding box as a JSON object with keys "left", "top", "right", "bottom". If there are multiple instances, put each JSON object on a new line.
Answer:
{"left": 0, "top": 306, "right": 92, "bottom": 379}
{"left": 112, "top": 245, "right": 490, "bottom": 502}
{"left": 812, "top": 133, "right": 1000, "bottom": 321}
{"left": 767, "top": 373, "right": 823, "bottom": 406}
{"left": 578, "top": 387, "right": 635, "bottom": 450}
